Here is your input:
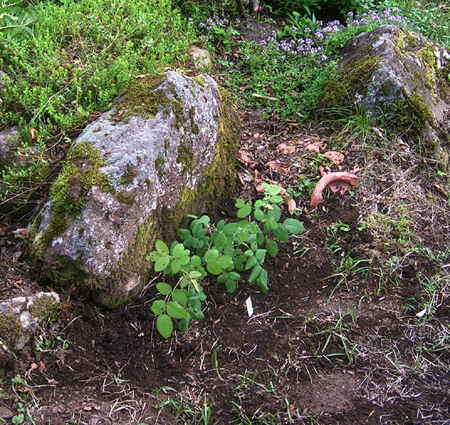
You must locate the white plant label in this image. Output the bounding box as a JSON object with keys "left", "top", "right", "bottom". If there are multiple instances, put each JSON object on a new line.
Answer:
{"left": 245, "top": 297, "right": 254, "bottom": 317}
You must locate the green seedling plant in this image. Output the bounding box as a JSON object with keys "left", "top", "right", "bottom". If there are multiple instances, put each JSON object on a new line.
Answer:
{"left": 12, "top": 402, "right": 25, "bottom": 425}
{"left": 147, "top": 183, "right": 304, "bottom": 339}
{"left": 287, "top": 175, "right": 316, "bottom": 198}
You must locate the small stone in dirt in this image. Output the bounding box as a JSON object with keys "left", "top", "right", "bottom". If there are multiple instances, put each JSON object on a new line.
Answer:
{"left": 0, "top": 405, "right": 14, "bottom": 419}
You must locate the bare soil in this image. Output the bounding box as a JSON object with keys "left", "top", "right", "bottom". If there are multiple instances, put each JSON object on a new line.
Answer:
{"left": 1, "top": 17, "right": 450, "bottom": 425}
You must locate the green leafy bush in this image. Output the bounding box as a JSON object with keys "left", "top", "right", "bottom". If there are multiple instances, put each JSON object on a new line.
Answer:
{"left": 147, "top": 184, "right": 305, "bottom": 339}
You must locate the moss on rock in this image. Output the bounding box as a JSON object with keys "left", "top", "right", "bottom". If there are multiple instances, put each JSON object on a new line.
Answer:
{"left": 30, "top": 141, "right": 129, "bottom": 258}
{"left": 320, "top": 26, "right": 450, "bottom": 164}
{"left": 117, "top": 73, "right": 168, "bottom": 119}
{"left": 320, "top": 56, "right": 381, "bottom": 111}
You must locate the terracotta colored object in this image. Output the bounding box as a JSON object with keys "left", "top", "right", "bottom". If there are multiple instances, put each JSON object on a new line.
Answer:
{"left": 310, "top": 172, "right": 359, "bottom": 207}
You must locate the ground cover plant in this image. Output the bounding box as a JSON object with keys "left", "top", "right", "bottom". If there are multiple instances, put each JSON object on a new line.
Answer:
{"left": 0, "top": 0, "right": 450, "bottom": 423}
{"left": 0, "top": 0, "right": 195, "bottom": 212}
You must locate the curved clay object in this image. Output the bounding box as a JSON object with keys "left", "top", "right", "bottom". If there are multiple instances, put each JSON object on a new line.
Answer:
{"left": 310, "top": 172, "right": 359, "bottom": 207}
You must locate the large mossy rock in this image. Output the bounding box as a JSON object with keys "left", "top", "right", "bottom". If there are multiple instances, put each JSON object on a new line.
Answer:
{"left": 29, "top": 71, "right": 241, "bottom": 308}
{"left": 321, "top": 25, "right": 450, "bottom": 168}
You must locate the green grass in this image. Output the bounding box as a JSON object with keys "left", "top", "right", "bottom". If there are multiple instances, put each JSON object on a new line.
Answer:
{"left": 0, "top": 0, "right": 195, "bottom": 212}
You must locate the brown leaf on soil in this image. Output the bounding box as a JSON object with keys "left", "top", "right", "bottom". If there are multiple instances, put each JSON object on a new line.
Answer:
{"left": 324, "top": 151, "right": 345, "bottom": 164}
{"left": 12, "top": 228, "right": 29, "bottom": 239}
{"left": 310, "top": 172, "right": 360, "bottom": 207}
{"left": 431, "top": 184, "right": 448, "bottom": 198}
{"left": 277, "top": 143, "right": 296, "bottom": 154}
{"left": 287, "top": 198, "right": 296, "bottom": 212}
{"left": 238, "top": 150, "right": 255, "bottom": 167}
{"left": 328, "top": 181, "right": 350, "bottom": 194}
{"left": 264, "top": 161, "right": 288, "bottom": 173}
{"left": 305, "top": 141, "right": 324, "bottom": 152}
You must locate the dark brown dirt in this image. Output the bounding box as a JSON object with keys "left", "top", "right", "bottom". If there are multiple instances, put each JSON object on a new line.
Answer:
{"left": 1, "top": 106, "right": 449, "bottom": 425}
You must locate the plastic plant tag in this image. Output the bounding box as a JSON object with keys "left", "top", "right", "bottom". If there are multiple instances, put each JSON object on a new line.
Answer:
{"left": 245, "top": 297, "right": 254, "bottom": 318}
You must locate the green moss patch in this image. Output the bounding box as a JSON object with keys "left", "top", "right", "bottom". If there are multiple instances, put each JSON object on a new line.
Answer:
{"left": 320, "top": 56, "right": 381, "bottom": 112}
{"left": 394, "top": 91, "right": 433, "bottom": 139}
{"left": 30, "top": 141, "right": 134, "bottom": 258}
{"left": 117, "top": 74, "right": 168, "bottom": 119}
{"left": 177, "top": 140, "right": 195, "bottom": 171}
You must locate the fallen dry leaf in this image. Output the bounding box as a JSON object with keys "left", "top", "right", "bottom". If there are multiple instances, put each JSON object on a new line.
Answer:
{"left": 12, "top": 228, "right": 29, "bottom": 239}
{"left": 277, "top": 143, "right": 296, "bottom": 154}
{"left": 305, "top": 141, "right": 324, "bottom": 152}
{"left": 237, "top": 150, "right": 254, "bottom": 167}
{"left": 324, "top": 151, "right": 345, "bottom": 164}
{"left": 264, "top": 161, "right": 288, "bottom": 173}
{"left": 287, "top": 198, "right": 297, "bottom": 212}
{"left": 310, "top": 172, "right": 360, "bottom": 207}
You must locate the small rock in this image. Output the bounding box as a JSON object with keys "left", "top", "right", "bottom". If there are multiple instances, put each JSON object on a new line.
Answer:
{"left": 189, "top": 46, "right": 212, "bottom": 70}
{"left": 0, "top": 405, "right": 14, "bottom": 420}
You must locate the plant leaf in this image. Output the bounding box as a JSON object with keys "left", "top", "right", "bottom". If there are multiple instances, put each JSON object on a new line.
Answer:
{"left": 273, "top": 225, "right": 289, "bottom": 242}
{"left": 217, "top": 273, "right": 228, "bottom": 283}
{"left": 235, "top": 199, "right": 246, "bottom": 208}
{"left": 156, "top": 282, "right": 172, "bottom": 296}
{"left": 178, "top": 317, "right": 190, "bottom": 332}
{"left": 156, "top": 314, "right": 173, "bottom": 339}
{"left": 151, "top": 299, "right": 166, "bottom": 315}
{"left": 204, "top": 249, "right": 219, "bottom": 263}
{"left": 155, "top": 240, "right": 169, "bottom": 255}
{"left": 215, "top": 255, "right": 233, "bottom": 269}
{"left": 206, "top": 262, "right": 223, "bottom": 275}
{"left": 248, "top": 264, "right": 263, "bottom": 282}
{"left": 229, "top": 272, "right": 241, "bottom": 281}
{"left": 256, "top": 269, "right": 269, "bottom": 292}
{"left": 254, "top": 208, "right": 264, "bottom": 221}
{"left": 171, "top": 258, "right": 181, "bottom": 274}
{"left": 266, "top": 238, "right": 278, "bottom": 257}
{"left": 215, "top": 233, "right": 226, "bottom": 249}
{"left": 190, "top": 255, "right": 202, "bottom": 267}
{"left": 167, "top": 301, "right": 188, "bottom": 319}
{"left": 226, "top": 279, "right": 237, "bottom": 293}
{"left": 283, "top": 218, "right": 305, "bottom": 234}
{"left": 223, "top": 222, "right": 239, "bottom": 235}
{"left": 172, "top": 289, "right": 188, "bottom": 304}
{"left": 178, "top": 228, "right": 191, "bottom": 240}
{"left": 237, "top": 202, "right": 252, "bottom": 218}
{"left": 172, "top": 243, "right": 185, "bottom": 258}
{"left": 245, "top": 255, "right": 258, "bottom": 270}
{"left": 155, "top": 256, "right": 170, "bottom": 272}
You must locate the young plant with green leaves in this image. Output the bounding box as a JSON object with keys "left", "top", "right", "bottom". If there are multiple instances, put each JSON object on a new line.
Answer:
{"left": 147, "top": 184, "right": 305, "bottom": 339}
